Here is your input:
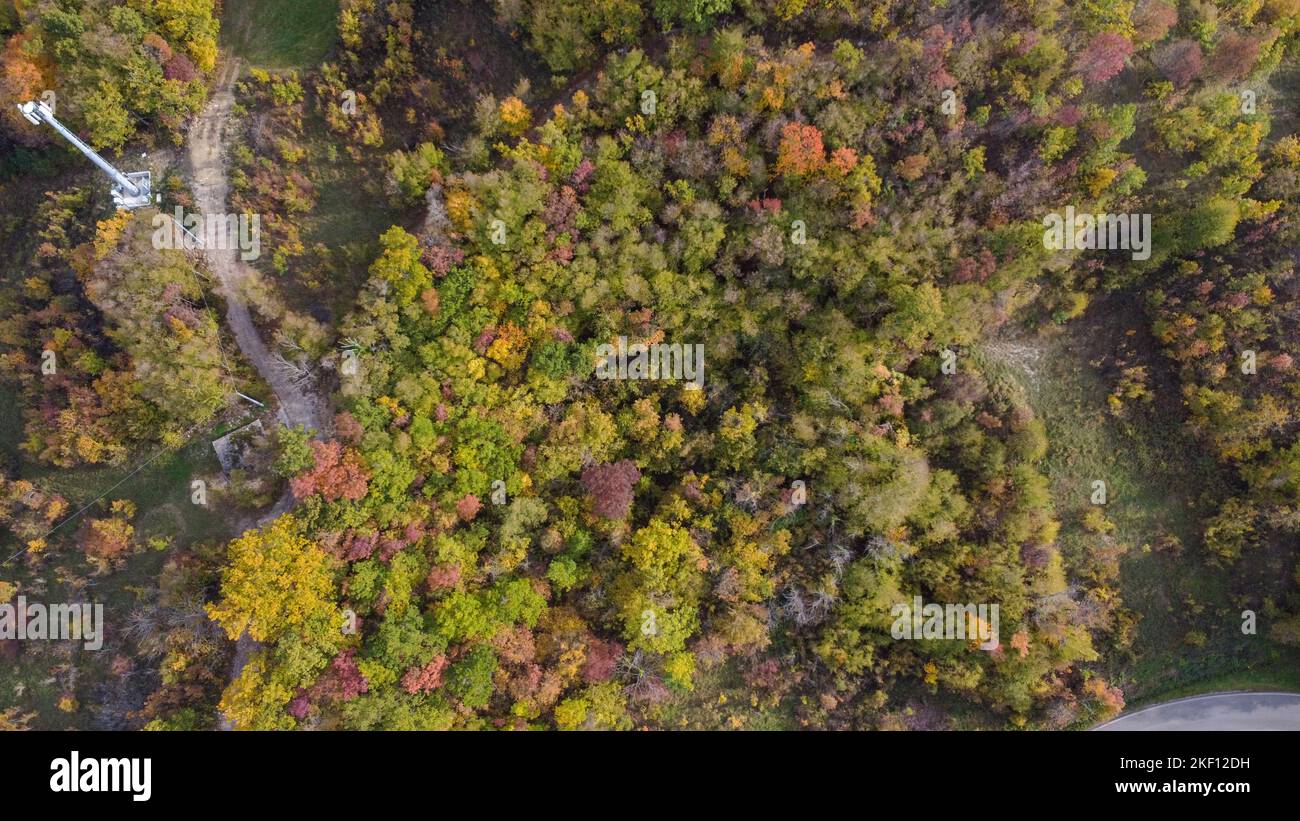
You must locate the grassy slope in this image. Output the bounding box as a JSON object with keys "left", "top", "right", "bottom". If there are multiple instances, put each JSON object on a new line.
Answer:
{"left": 222, "top": 0, "right": 399, "bottom": 322}
{"left": 981, "top": 294, "right": 1300, "bottom": 711}
{"left": 221, "top": 0, "right": 340, "bottom": 69}
{"left": 0, "top": 384, "right": 22, "bottom": 469}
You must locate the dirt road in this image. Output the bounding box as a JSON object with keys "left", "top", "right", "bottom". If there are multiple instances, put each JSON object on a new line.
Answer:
{"left": 188, "top": 58, "right": 328, "bottom": 435}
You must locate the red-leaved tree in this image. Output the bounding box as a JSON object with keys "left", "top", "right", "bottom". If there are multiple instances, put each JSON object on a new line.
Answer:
{"left": 1157, "top": 39, "right": 1204, "bottom": 87}
{"left": 400, "top": 656, "right": 448, "bottom": 694}
{"left": 580, "top": 460, "right": 641, "bottom": 520}
{"left": 775, "top": 122, "right": 826, "bottom": 178}
{"left": 290, "top": 440, "right": 370, "bottom": 501}
{"left": 1208, "top": 33, "right": 1261, "bottom": 82}
{"left": 1075, "top": 33, "right": 1134, "bottom": 84}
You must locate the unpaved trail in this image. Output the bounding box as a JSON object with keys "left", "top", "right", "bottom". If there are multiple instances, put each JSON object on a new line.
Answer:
{"left": 189, "top": 59, "right": 329, "bottom": 728}
{"left": 189, "top": 58, "right": 329, "bottom": 435}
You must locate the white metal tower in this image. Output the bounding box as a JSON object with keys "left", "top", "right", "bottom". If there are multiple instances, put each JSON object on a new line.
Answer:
{"left": 17, "top": 100, "right": 153, "bottom": 209}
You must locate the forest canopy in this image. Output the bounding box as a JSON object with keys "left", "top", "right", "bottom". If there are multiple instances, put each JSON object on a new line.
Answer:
{"left": 2, "top": 0, "right": 1299, "bottom": 733}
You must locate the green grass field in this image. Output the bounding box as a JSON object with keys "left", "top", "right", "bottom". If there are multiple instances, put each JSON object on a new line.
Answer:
{"left": 222, "top": 0, "right": 340, "bottom": 68}
{"left": 295, "top": 128, "right": 403, "bottom": 319}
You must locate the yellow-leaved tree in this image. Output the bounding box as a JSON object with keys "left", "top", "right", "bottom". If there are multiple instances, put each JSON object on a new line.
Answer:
{"left": 209, "top": 515, "right": 347, "bottom": 728}
{"left": 207, "top": 515, "right": 341, "bottom": 644}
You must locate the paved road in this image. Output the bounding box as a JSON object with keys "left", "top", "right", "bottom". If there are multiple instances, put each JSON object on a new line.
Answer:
{"left": 1095, "top": 692, "right": 1300, "bottom": 731}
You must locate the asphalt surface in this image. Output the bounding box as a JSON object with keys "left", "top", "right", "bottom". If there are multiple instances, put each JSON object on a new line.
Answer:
{"left": 1094, "top": 691, "right": 1300, "bottom": 731}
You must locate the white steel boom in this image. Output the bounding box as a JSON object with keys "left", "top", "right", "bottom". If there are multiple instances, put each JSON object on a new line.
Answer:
{"left": 17, "top": 100, "right": 153, "bottom": 209}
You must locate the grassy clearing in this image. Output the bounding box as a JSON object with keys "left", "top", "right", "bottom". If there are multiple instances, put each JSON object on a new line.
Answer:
{"left": 1, "top": 432, "right": 241, "bottom": 729}
{"left": 981, "top": 293, "right": 1300, "bottom": 706}
{"left": 644, "top": 660, "right": 796, "bottom": 730}
{"left": 1265, "top": 59, "right": 1300, "bottom": 144}
{"left": 295, "top": 126, "right": 402, "bottom": 321}
{"left": 25, "top": 435, "right": 233, "bottom": 550}
{"left": 222, "top": 0, "right": 339, "bottom": 69}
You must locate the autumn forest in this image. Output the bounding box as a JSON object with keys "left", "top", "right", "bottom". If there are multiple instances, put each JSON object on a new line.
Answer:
{"left": 0, "top": 0, "right": 1298, "bottom": 732}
